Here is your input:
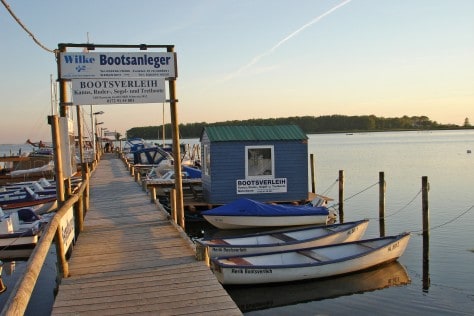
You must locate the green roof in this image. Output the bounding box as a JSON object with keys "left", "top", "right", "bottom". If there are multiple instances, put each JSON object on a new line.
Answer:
{"left": 202, "top": 125, "right": 308, "bottom": 142}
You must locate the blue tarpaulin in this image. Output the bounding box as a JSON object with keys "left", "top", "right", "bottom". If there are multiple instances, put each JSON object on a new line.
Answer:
{"left": 201, "top": 198, "right": 329, "bottom": 217}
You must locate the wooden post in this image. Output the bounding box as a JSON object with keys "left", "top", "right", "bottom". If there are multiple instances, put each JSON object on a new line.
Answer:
{"left": 168, "top": 46, "right": 185, "bottom": 229}
{"left": 50, "top": 115, "right": 65, "bottom": 204}
{"left": 338, "top": 170, "right": 344, "bottom": 222}
{"left": 150, "top": 186, "right": 156, "bottom": 204}
{"left": 54, "top": 225, "right": 69, "bottom": 278}
{"left": 310, "top": 154, "right": 316, "bottom": 193}
{"left": 84, "top": 167, "right": 90, "bottom": 210}
{"left": 76, "top": 105, "right": 87, "bottom": 184}
{"left": 134, "top": 171, "right": 140, "bottom": 183}
{"left": 379, "top": 171, "right": 386, "bottom": 237}
{"left": 422, "top": 176, "right": 430, "bottom": 291}
{"left": 170, "top": 188, "right": 177, "bottom": 223}
{"left": 74, "top": 195, "right": 84, "bottom": 233}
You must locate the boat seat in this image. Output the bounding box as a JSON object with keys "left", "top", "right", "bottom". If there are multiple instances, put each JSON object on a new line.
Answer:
{"left": 209, "top": 239, "right": 229, "bottom": 245}
{"left": 228, "top": 257, "right": 251, "bottom": 266}
{"left": 298, "top": 250, "right": 331, "bottom": 262}
{"left": 358, "top": 242, "right": 376, "bottom": 250}
{"left": 270, "top": 233, "right": 297, "bottom": 242}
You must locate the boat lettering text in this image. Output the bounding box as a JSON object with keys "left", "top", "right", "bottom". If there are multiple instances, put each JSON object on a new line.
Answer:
{"left": 213, "top": 247, "right": 247, "bottom": 253}
{"left": 388, "top": 241, "right": 399, "bottom": 252}
{"left": 347, "top": 227, "right": 356, "bottom": 235}
{"left": 244, "top": 269, "right": 272, "bottom": 274}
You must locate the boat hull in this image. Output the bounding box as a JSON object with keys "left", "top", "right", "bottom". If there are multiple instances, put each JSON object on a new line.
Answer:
{"left": 0, "top": 235, "right": 39, "bottom": 248}
{"left": 1, "top": 198, "right": 57, "bottom": 214}
{"left": 202, "top": 214, "right": 329, "bottom": 229}
{"left": 227, "top": 261, "right": 410, "bottom": 312}
{"left": 201, "top": 198, "right": 331, "bottom": 229}
{"left": 211, "top": 232, "right": 410, "bottom": 285}
{"left": 198, "top": 219, "right": 369, "bottom": 258}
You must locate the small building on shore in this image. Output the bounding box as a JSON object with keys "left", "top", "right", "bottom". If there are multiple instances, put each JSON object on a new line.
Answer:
{"left": 199, "top": 125, "right": 309, "bottom": 204}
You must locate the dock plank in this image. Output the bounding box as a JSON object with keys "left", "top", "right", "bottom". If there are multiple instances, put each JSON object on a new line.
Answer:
{"left": 52, "top": 154, "right": 241, "bottom": 315}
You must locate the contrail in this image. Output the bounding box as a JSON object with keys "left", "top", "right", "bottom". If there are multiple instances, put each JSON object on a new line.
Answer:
{"left": 222, "top": 0, "right": 352, "bottom": 82}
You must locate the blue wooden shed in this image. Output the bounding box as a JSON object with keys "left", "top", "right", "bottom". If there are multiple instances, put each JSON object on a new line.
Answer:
{"left": 199, "top": 125, "right": 309, "bottom": 204}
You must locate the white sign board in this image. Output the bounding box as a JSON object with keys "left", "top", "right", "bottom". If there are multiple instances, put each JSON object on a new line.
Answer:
{"left": 60, "top": 207, "right": 75, "bottom": 252}
{"left": 236, "top": 178, "right": 288, "bottom": 194}
{"left": 60, "top": 52, "right": 176, "bottom": 79}
{"left": 59, "top": 117, "right": 74, "bottom": 178}
{"left": 71, "top": 78, "right": 166, "bottom": 105}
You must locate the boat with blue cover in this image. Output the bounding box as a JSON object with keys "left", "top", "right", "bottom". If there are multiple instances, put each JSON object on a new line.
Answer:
{"left": 201, "top": 198, "right": 336, "bottom": 229}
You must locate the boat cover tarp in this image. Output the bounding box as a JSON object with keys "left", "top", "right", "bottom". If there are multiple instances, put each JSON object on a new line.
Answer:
{"left": 133, "top": 147, "right": 172, "bottom": 164}
{"left": 201, "top": 198, "right": 329, "bottom": 217}
{"left": 183, "top": 166, "right": 202, "bottom": 179}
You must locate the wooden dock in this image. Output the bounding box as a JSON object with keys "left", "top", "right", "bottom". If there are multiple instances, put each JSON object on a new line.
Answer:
{"left": 52, "top": 154, "right": 241, "bottom": 315}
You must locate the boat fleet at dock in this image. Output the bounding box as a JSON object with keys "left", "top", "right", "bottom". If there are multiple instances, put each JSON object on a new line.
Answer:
{"left": 122, "top": 138, "right": 410, "bottom": 286}
{"left": 0, "top": 177, "right": 64, "bottom": 260}
{"left": 196, "top": 204, "right": 410, "bottom": 285}
{"left": 0, "top": 138, "right": 410, "bottom": 290}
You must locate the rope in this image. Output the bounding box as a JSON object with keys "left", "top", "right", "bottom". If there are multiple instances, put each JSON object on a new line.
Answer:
{"left": 320, "top": 179, "right": 338, "bottom": 196}
{"left": 328, "top": 181, "right": 379, "bottom": 208}
{"left": 319, "top": 179, "right": 472, "bottom": 236}
{"left": 1, "top": 0, "right": 55, "bottom": 53}
{"left": 367, "top": 189, "right": 422, "bottom": 220}
{"left": 410, "top": 205, "right": 474, "bottom": 235}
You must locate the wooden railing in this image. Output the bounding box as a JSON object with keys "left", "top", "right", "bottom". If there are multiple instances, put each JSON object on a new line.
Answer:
{"left": 1, "top": 173, "right": 90, "bottom": 316}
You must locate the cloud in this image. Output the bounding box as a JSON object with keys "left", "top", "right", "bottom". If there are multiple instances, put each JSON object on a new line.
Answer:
{"left": 221, "top": 0, "right": 352, "bottom": 82}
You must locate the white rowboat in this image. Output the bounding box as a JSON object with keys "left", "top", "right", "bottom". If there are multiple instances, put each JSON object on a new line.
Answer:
{"left": 210, "top": 232, "right": 410, "bottom": 285}
{"left": 196, "top": 219, "right": 369, "bottom": 259}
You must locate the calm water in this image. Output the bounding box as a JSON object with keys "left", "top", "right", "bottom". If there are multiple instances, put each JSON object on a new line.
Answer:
{"left": 233, "top": 130, "right": 474, "bottom": 315}
{"left": 1, "top": 130, "right": 473, "bottom": 315}
{"left": 0, "top": 248, "right": 57, "bottom": 315}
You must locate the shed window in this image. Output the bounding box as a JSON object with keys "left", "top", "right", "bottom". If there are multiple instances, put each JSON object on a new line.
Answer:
{"left": 245, "top": 145, "right": 274, "bottom": 178}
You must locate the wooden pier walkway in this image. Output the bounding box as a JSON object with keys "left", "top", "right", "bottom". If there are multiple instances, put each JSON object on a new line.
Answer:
{"left": 52, "top": 154, "right": 241, "bottom": 315}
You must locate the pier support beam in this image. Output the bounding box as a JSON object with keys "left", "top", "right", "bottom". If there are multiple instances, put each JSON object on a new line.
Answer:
{"left": 168, "top": 46, "right": 185, "bottom": 229}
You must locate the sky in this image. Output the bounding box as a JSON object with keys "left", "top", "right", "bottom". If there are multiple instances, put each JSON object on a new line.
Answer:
{"left": 1, "top": 0, "right": 473, "bottom": 143}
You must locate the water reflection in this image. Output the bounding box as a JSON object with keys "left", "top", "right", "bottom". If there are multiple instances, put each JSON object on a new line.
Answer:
{"left": 225, "top": 261, "right": 410, "bottom": 313}
{"left": 0, "top": 277, "right": 6, "bottom": 294}
{"left": 0, "top": 249, "right": 57, "bottom": 314}
{"left": 0, "top": 261, "right": 15, "bottom": 296}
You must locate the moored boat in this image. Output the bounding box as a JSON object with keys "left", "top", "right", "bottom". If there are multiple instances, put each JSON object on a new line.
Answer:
{"left": 196, "top": 219, "right": 369, "bottom": 259}
{"left": 0, "top": 207, "right": 45, "bottom": 257}
{"left": 0, "top": 187, "right": 57, "bottom": 214}
{"left": 210, "top": 232, "right": 410, "bottom": 285}
{"left": 201, "top": 198, "right": 335, "bottom": 229}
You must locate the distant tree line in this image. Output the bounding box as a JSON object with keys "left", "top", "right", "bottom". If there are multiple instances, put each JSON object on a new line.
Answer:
{"left": 126, "top": 115, "right": 471, "bottom": 140}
